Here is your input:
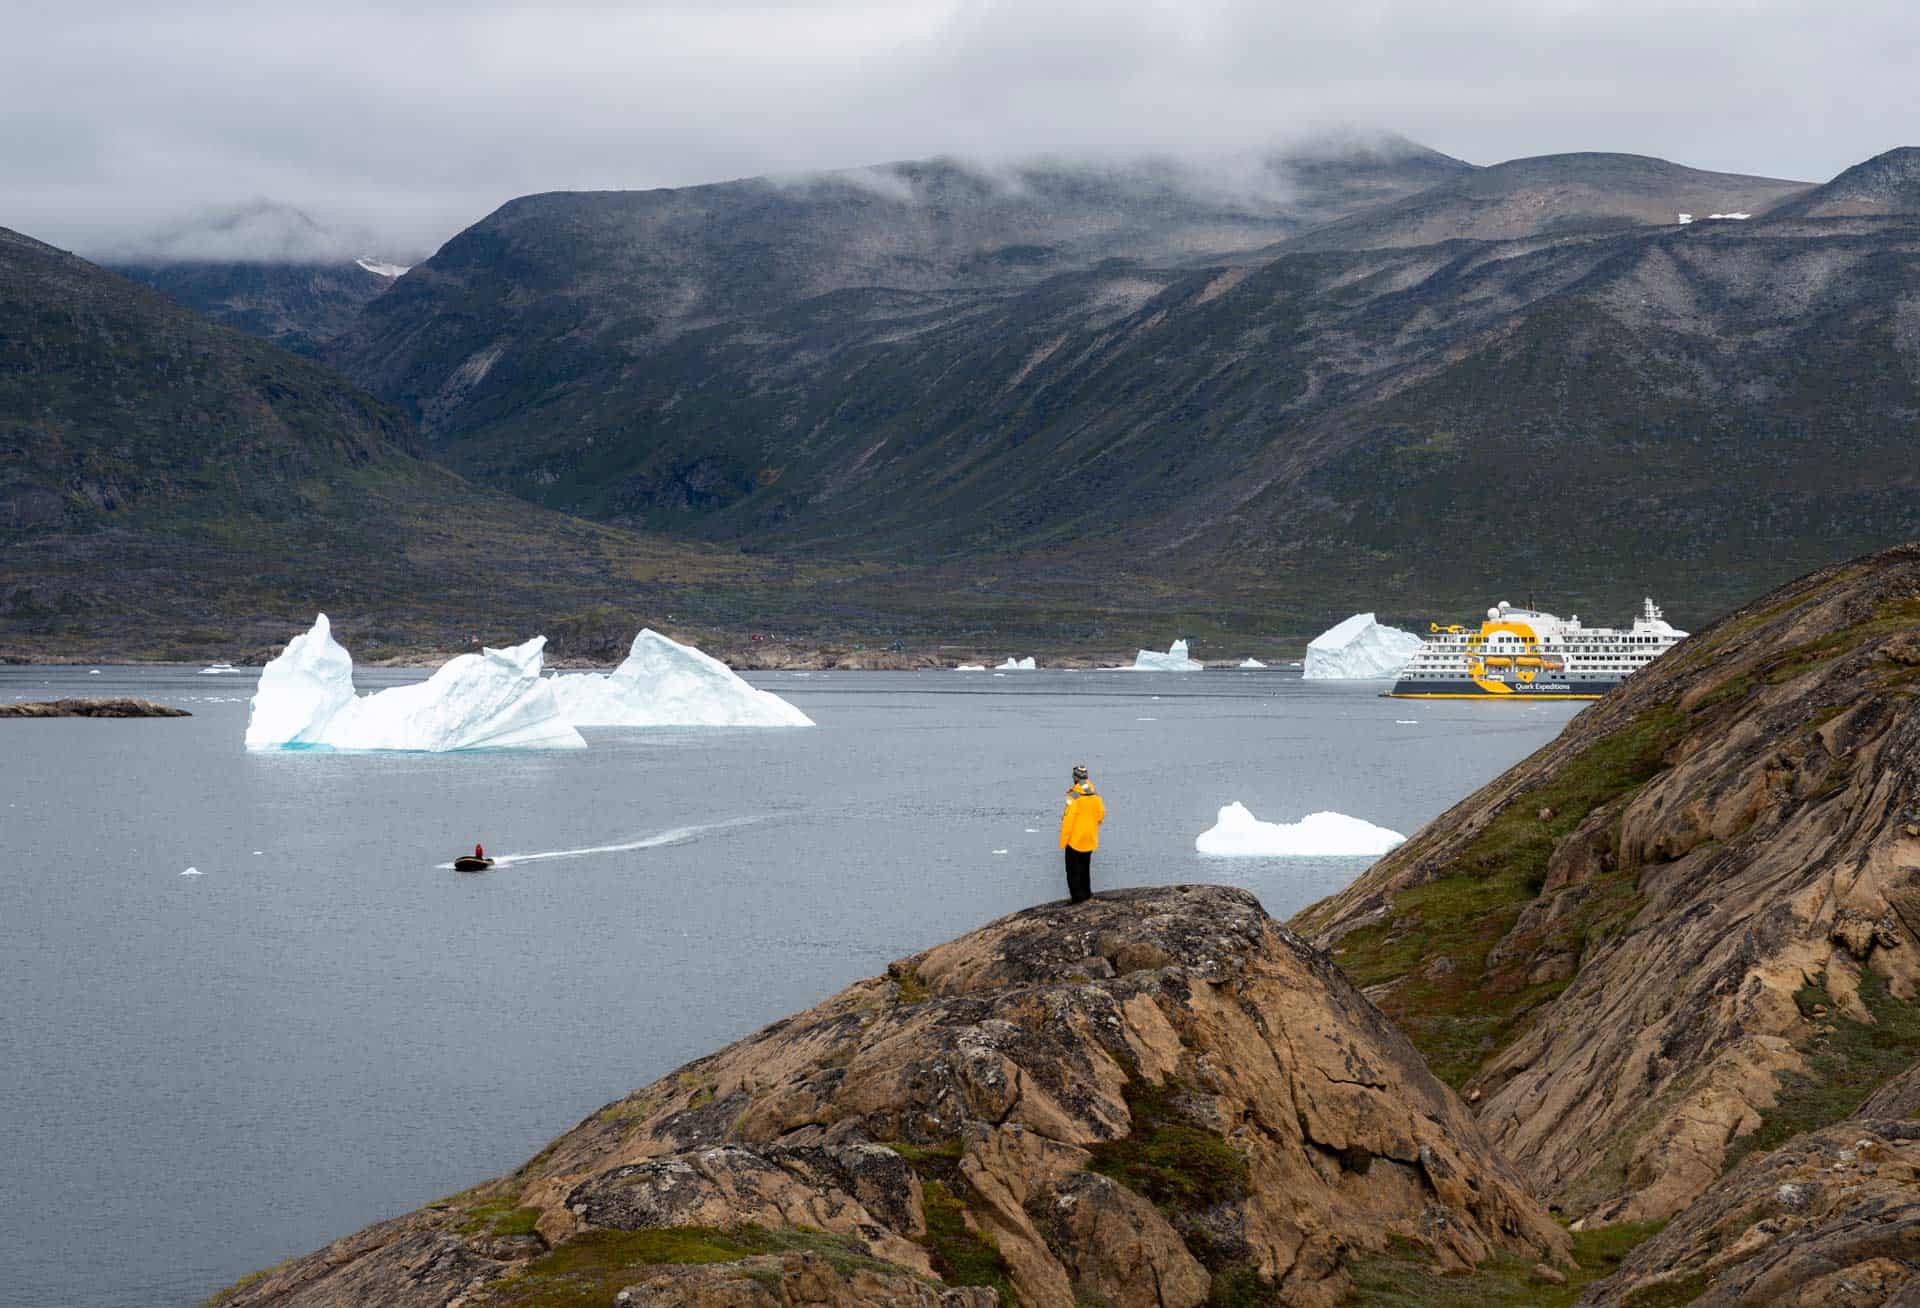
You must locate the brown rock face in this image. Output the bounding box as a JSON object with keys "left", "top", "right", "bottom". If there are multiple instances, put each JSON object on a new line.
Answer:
{"left": 214, "top": 885, "right": 1565, "bottom": 1307}
{"left": 1295, "top": 543, "right": 1920, "bottom": 1227}
{"left": 1578, "top": 1118, "right": 1920, "bottom": 1306}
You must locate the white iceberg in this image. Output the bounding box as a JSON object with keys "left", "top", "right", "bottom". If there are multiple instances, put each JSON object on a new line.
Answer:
{"left": 1301, "top": 613, "right": 1421, "bottom": 680}
{"left": 549, "top": 629, "right": 812, "bottom": 727}
{"left": 1129, "top": 639, "right": 1202, "bottom": 671}
{"left": 1239, "top": 658, "right": 1266, "bottom": 669}
{"left": 954, "top": 664, "right": 987, "bottom": 672}
{"left": 995, "top": 656, "right": 1037, "bottom": 670}
{"left": 1195, "top": 802, "right": 1406, "bottom": 857}
{"left": 246, "top": 614, "right": 586, "bottom": 752}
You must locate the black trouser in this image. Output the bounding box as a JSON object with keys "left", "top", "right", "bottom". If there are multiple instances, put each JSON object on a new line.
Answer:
{"left": 1064, "top": 847, "right": 1093, "bottom": 903}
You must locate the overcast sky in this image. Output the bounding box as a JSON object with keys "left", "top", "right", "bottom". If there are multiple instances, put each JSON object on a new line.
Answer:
{"left": 5, "top": 0, "right": 1916, "bottom": 261}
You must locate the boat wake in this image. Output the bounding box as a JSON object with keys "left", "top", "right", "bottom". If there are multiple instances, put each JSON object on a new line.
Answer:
{"left": 437, "top": 817, "right": 763, "bottom": 869}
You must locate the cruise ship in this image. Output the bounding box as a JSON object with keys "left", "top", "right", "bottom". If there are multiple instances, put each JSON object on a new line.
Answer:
{"left": 1387, "top": 598, "right": 1687, "bottom": 699}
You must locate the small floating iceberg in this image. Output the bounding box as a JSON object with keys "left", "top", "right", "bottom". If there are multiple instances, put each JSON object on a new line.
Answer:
{"left": 245, "top": 614, "right": 585, "bottom": 752}
{"left": 550, "top": 629, "right": 812, "bottom": 727}
{"left": 954, "top": 664, "right": 988, "bottom": 672}
{"left": 995, "top": 656, "right": 1038, "bottom": 670}
{"left": 198, "top": 663, "right": 237, "bottom": 675}
{"left": 1239, "top": 658, "right": 1267, "bottom": 669}
{"left": 1302, "top": 613, "right": 1422, "bottom": 680}
{"left": 1128, "top": 639, "right": 1202, "bottom": 671}
{"left": 1195, "top": 802, "right": 1406, "bottom": 857}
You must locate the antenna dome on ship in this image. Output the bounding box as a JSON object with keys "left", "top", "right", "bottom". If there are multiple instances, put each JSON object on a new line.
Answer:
{"left": 1487, "top": 607, "right": 1500, "bottom": 620}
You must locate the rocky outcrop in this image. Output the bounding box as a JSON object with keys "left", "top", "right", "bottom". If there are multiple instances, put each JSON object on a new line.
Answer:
{"left": 215, "top": 885, "right": 1566, "bottom": 1307}
{"left": 1295, "top": 544, "right": 1920, "bottom": 1227}
{"left": 0, "top": 697, "right": 188, "bottom": 717}
{"left": 1579, "top": 1117, "right": 1920, "bottom": 1306}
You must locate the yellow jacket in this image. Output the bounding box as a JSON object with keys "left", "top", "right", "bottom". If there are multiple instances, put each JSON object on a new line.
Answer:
{"left": 1059, "top": 782, "right": 1106, "bottom": 852}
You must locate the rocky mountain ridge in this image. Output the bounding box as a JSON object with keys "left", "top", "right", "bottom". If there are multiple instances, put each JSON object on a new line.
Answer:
{"left": 309, "top": 143, "right": 1918, "bottom": 628}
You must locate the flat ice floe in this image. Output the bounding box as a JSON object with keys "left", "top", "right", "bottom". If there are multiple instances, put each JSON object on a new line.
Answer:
{"left": 1302, "top": 613, "right": 1422, "bottom": 680}
{"left": 1195, "top": 802, "right": 1406, "bottom": 857}
{"left": 245, "top": 614, "right": 586, "bottom": 752}
{"left": 549, "top": 629, "right": 811, "bottom": 727}
{"left": 1127, "top": 639, "right": 1203, "bottom": 671}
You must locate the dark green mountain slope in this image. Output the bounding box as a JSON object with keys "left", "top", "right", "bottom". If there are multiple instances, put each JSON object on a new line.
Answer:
{"left": 111, "top": 258, "right": 398, "bottom": 355}
{"left": 0, "top": 227, "right": 848, "bottom": 660}
{"left": 321, "top": 148, "right": 1918, "bottom": 630}
{"left": 327, "top": 141, "right": 1472, "bottom": 441}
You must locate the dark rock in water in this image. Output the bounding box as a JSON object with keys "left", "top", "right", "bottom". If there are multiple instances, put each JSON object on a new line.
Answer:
{"left": 0, "top": 697, "right": 188, "bottom": 717}
{"left": 209, "top": 884, "right": 1567, "bottom": 1307}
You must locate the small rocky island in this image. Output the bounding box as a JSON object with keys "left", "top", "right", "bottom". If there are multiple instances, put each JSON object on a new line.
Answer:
{"left": 0, "top": 698, "right": 188, "bottom": 718}
{"left": 212, "top": 885, "right": 1566, "bottom": 1306}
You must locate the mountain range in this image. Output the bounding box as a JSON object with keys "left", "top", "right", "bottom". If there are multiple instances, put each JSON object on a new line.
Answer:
{"left": 6, "top": 138, "right": 1920, "bottom": 656}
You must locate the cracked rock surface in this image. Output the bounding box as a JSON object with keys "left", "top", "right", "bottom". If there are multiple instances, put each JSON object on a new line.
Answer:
{"left": 214, "top": 885, "right": 1564, "bottom": 1307}
{"left": 1579, "top": 1113, "right": 1920, "bottom": 1306}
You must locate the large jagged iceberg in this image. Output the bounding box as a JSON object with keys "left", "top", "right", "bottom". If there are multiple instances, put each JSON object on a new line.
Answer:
{"left": 1301, "top": 613, "right": 1422, "bottom": 680}
{"left": 549, "top": 629, "right": 812, "bottom": 727}
{"left": 1195, "top": 802, "right": 1406, "bottom": 857}
{"left": 996, "top": 656, "right": 1037, "bottom": 670}
{"left": 1129, "top": 639, "right": 1203, "bottom": 671}
{"left": 246, "top": 615, "right": 586, "bottom": 751}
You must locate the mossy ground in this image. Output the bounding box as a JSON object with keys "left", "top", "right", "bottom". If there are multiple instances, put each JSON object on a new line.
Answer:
{"left": 890, "top": 1139, "right": 1022, "bottom": 1304}
{"left": 1332, "top": 707, "right": 1684, "bottom": 1088}
{"left": 1343, "top": 1221, "right": 1666, "bottom": 1307}
{"left": 1087, "top": 1077, "right": 1250, "bottom": 1212}
{"left": 455, "top": 1193, "right": 542, "bottom": 1239}
{"left": 1725, "top": 968, "right": 1920, "bottom": 1170}
{"left": 475, "top": 1225, "right": 910, "bottom": 1307}
{"left": 1084, "top": 1075, "right": 1284, "bottom": 1302}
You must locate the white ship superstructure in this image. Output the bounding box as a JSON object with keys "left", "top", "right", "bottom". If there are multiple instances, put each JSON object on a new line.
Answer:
{"left": 1387, "top": 598, "right": 1686, "bottom": 699}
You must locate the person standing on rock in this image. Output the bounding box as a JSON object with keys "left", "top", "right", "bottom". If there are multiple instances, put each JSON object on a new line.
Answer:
{"left": 1059, "top": 764, "right": 1106, "bottom": 904}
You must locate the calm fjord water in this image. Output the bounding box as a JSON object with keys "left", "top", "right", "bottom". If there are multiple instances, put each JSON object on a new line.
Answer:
{"left": 1, "top": 666, "right": 1580, "bottom": 1307}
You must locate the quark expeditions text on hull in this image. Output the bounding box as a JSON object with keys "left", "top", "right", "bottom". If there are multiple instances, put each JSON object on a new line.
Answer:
{"left": 1387, "top": 598, "right": 1686, "bottom": 700}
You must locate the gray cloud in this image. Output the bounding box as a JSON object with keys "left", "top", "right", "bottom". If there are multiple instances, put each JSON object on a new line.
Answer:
{"left": 5, "top": 0, "right": 1916, "bottom": 262}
